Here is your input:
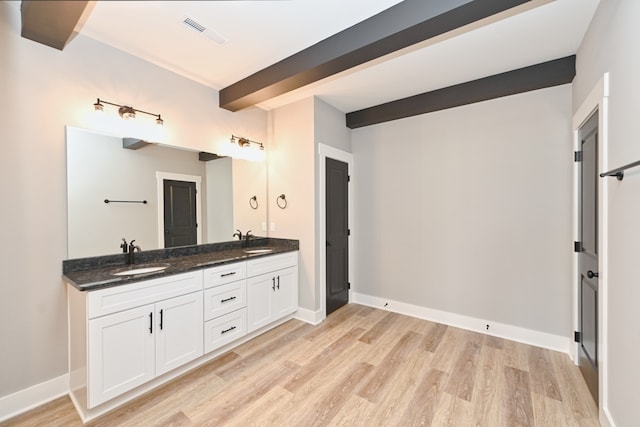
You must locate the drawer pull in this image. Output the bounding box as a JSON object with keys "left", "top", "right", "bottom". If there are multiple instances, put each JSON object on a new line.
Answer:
{"left": 272, "top": 277, "right": 275, "bottom": 291}
{"left": 159, "top": 309, "right": 163, "bottom": 330}
{"left": 277, "top": 276, "right": 280, "bottom": 290}
{"left": 220, "top": 272, "right": 237, "bottom": 277}
{"left": 221, "top": 326, "right": 237, "bottom": 335}
{"left": 149, "top": 312, "right": 153, "bottom": 334}
{"left": 221, "top": 296, "right": 237, "bottom": 303}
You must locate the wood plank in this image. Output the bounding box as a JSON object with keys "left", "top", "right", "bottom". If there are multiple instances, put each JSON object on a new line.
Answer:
{"left": 358, "top": 311, "right": 401, "bottom": 344}
{"left": 471, "top": 344, "right": 503, "bottom": 425}
{"left": 357, "top": 330, "right": 422, "bottom": 402}
{"left": 443, "top": 330, "right": 483, "bottom": 401}
{"left": 502, "top": 366, "right": 535, "bottom": 427}
{"left": 527, "top": 345, "right": 563, "bottom": 401}
{"left": 398, "top": 368, "right": 448, "bottom": 426}
{"left": 284, "top": 327, "right": 364, "bottom": 392}
{"left": 549, "top": 350, "right": 599, "bottom": 425}
{"left": 422, "top": 322, "right": 448, "bottom": 352}
{"left": 297, "top": 362, "right": 374, "bottom": 427}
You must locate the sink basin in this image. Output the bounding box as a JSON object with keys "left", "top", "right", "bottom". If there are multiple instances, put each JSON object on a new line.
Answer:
{"left": 243, "top": 248, "right": 274, "bottom": 255}
{"left": 112, "top": 264, "right": 169, "bottom": 276}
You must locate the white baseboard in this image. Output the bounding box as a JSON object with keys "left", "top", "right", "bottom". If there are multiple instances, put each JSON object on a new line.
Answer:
{"left": 295, "top": 307, "right": 324, "bottom": 325}
{"left": 351, "top": 292, "right": 570, "bottom": 353}
{"left": 0, "top": 374, "right": 69, "bottom": 422}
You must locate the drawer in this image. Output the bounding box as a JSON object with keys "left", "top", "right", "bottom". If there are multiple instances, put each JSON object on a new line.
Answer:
{"left": 203, "top": 281, "right": 246, "bottom": 321}
{"left": 246, "top": 251, "right": 298, "bottom": 277}
{"left": 203, "top": 262, "right": 246, "bottom": 289}
{"left": 204, "top": 308, "right": 247, "bottom": 354}
{"left": 88, "top": 271, "right": 203, "bottom": 319}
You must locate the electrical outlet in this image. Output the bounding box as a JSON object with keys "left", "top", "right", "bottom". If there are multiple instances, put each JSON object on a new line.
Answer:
{"left": 261, "top": 222, "right": 267, "bottom": 231}
{"left": 270, "top": 222, "right": 276, "bottom": 232}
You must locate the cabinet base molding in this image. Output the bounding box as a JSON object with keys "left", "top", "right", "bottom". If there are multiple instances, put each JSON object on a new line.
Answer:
{"left": 0, "top": 374, "right": 69, "bottom": 423}
{"left": 70, "top": 313, "right": 297, "bottom": 423}
{"left": 351, "top": 292, "right": 570, "bottom": 354}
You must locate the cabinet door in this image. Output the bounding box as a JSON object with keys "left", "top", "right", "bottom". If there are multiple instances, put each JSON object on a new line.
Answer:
{"left": 247, "top": 274, "right": 276, "bottom": 332}
{"left": 274, "top": 266, "right": 298, "bottom": 318}
{"left": 88, "top": 304, "right": 155, "bottom": 408}
{"left": 155, "top": 292, "right": 204, "bottom": 376}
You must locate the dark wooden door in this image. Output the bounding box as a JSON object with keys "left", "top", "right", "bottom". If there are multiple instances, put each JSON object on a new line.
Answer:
{"left": 578, "top": 111, "right": 599, "bottom": 404}
{"left": 326, "top": 158, "right": 349, "bottom": 315}
{"left": 163, "top": 179, "right": 197, "bottom": 248}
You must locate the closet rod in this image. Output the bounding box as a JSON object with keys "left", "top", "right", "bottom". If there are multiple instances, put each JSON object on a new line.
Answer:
{"left": 600, "top": 159, "right": 640, "bottom": 181}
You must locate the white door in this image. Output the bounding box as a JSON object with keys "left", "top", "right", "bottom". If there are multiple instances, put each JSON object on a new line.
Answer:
{"left": 274, "top": 266, "right": 298, "bottom": 318}
{"left": 155, "top": 292, "right": 204, "bottom": 376}
{"left": 88, "top": 304, "right": 155, "bottom": 408}
{"left": 247, "top": 274, "right": 275, "bottom": 332}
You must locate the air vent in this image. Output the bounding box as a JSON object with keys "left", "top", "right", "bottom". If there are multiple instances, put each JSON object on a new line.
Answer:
{"left": 183, "top": 17, "right": 206, "bottom": 33}
{"left": 181, "top": 16, "right": 228, "bottom": 45}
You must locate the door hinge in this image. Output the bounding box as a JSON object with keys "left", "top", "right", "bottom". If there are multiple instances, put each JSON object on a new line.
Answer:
{"left": 347, "top": 229, "right": 351, "bottom": 236}
{"left": 348, "top": 175, "right": 351, "bottom": 182}
{"left": 574, "top": 241, "right": 582, "bottom": 252}
{"left": 574, "top": 331, "right": 581, "bottom": 343}
{"left": 574, "top": 151, "right": 583, "bottom": 162}
{"left": 348, "top": 282, "right": 351, "bottom": 289}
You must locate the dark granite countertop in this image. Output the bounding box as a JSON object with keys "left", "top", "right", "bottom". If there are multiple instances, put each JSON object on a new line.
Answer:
{"left": 63, "top": 238, "right": 299, "bottom": 291}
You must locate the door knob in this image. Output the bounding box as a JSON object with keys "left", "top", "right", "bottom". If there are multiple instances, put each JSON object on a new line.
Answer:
{"left": 326, "top": 241, "right": 332, "bottom": 247}
{"left": 587, "top": 270, "right": 599, "bottom": 279}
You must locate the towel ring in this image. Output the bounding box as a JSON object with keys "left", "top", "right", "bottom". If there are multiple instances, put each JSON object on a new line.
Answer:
{"left": 277, "top": 194, "right": 287, "bottom": 209}
{"left": 249, "top": 195, "right": 258, "bottom": 209}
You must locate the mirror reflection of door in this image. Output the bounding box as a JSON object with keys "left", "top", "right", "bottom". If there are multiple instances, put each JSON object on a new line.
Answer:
{"left": 577, "top": 111, "right": 599, "bottom": 404}
{"left": 163, "top": 179, "right": 197, "bottom": 248}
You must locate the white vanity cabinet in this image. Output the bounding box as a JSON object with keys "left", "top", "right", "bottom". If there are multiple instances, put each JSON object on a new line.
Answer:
{"left": 203, "top": 262, "right": 248, "bottom": 353}
{"left": 247, "top": 252, "right": 299, "bottom": 332}
{"left": 69, "top": 271, "right": 203, "bottom": 410}
{"left": 67, "top": 250, "right": 298, "bottom": 422}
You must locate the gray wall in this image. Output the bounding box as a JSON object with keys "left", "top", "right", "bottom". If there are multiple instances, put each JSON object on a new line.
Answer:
{"left": 573, "top": 0, "right": 640, "bottom": 424}
{"left": 351, "top": 85, "right": 573, "bottom": 336}
{"left": 0, "top": 1, "right": 266, "bottom": 400}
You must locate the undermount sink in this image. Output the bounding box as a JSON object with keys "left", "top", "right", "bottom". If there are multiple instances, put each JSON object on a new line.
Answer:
{"left": 111, "top": 264, "right": 170, "bottom": 276}
{"left": 243, "top": 248, "right": 274, "bottom": 255}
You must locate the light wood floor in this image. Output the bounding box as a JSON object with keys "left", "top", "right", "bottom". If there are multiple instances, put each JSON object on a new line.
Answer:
{"left": 2, "top": 304, "right": 599, "bottom": 426}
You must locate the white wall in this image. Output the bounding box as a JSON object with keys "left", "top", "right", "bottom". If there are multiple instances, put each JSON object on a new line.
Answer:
{"left": 351, "top": 85, "right": 573, "bottom": 336}
{"left": 0, "top": 1, "right": 266, "bottom": 401}
{"left": 268, "top": 98, "right": 316, "bottom": 310}
{"left": 206, "top": 157, "right": 234, "bottom": 243}
{"left": 573, "top": 0, "right": 640, "bottom": 425}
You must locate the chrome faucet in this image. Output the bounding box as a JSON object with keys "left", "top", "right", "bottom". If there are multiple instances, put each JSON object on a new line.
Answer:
{"left": 127, "top": 240, "right": 141, "bottom": 264}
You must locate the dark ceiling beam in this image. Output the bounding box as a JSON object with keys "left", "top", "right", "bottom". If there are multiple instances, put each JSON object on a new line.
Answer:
{"left": 21, "top": 0, "right": 90, "bottom": 50}
{"left": 345, "top": 55, "right": 576, "bottom": 129}
{"left": 219, "top": 0, "right": 532, "bottom": 112}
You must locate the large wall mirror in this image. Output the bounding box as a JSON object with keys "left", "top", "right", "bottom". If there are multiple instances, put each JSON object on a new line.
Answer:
{"left": 66, "top": 127, "right": 267, "bottom": 259}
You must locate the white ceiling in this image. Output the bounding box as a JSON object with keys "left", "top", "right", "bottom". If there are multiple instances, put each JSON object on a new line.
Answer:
{"left": 75, "top": 0, "right": 599, "bottom": 113}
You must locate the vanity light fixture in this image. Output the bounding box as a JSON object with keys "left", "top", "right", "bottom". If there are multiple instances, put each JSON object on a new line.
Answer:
{"left": 230, "top": 134, "right": 264, "bottom": 151}
{"left": 92, "top": 98, "right": 164, "bottom": 126}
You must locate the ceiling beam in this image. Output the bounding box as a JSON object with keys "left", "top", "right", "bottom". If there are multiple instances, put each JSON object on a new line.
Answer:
{"left": 21, "top": 0, "right": 90, "bottom": 50}
{"left": 219, "top": 0, "right": 532, "bottom": 112}
{"left": 345, "top": 55, "right": 576, "bottom": 129}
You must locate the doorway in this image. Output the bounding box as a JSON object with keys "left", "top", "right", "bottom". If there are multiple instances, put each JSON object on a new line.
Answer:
{"left": 318, "top": 144, "right": 353, "bottom": 322}
{"left": 325, "top": 157, "right": 349, "bottom": 315}
{"left": 156, "top": 172, "right": 202, "bottom": 248}
{"left": 577, "top": 111, "right": 599, "bottom": 404}
{"left": 163, "top": 179, "right": 198, "bottom": 248}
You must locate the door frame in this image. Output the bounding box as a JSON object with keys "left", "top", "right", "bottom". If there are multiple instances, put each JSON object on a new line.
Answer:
{"left": 318, "top": 144, "right": 353, "bottom": 322}
{"left": 156, "top": 172, "right": 202, "bottom": 248}
{"left": 572, "top": 73, "right": 609, "bottom": 421}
